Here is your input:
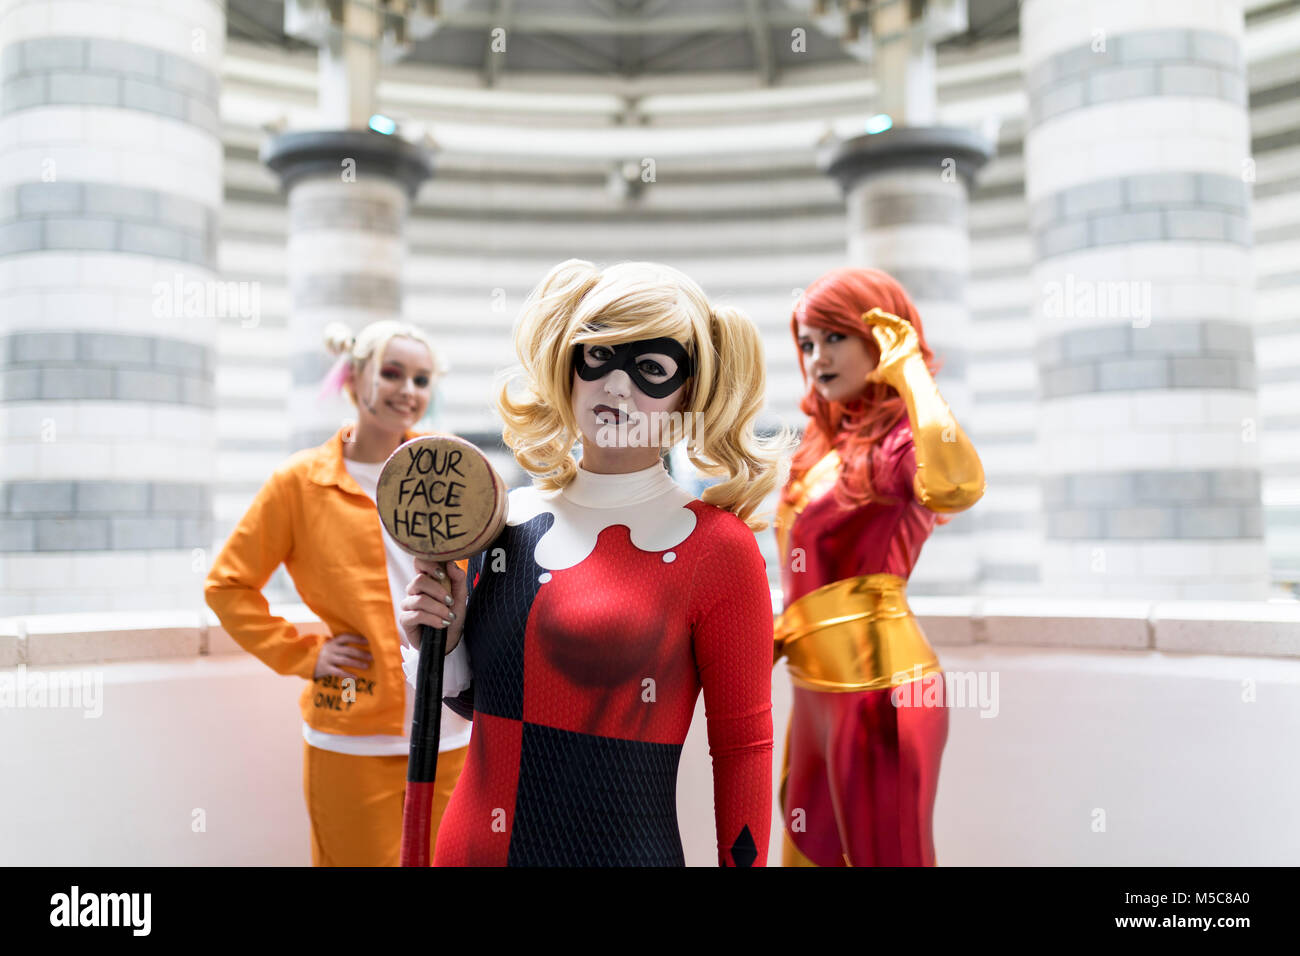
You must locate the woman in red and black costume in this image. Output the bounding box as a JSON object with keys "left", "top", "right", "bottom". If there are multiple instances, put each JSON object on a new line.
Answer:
{"left": 400, "top": 259, "right": 787, "bottom": 866}
{"left": 774, "top": 268, "right": 985, "bottom": 867}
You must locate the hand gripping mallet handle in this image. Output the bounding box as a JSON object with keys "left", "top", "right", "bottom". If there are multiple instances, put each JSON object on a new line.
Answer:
{"left": 375, "top": 435, "right": 507, "bottom": 867}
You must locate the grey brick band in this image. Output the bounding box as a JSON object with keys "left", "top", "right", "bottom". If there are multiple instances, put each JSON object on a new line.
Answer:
{"left": 1039, "top": 319, "right": 1255, "bottom": 397}
{"left": 1031, "top": 171, "right": 1249, "bottom": 230}
{"left": 0, "top": 36, "right": 220, "bottom": 137}
{"left": 1044, "top": 468, "right": 1262, "bottom": 539}
{"left": 1027, "top": 28, "right": 1246, "bottom": 126}
{"left": 1, "top": 330, "right": 215, "bottom": 405}
{"left": 1032, "top": 173, "right": 1251, "bottom": 260}
{"left": 0, "top": 480, "right": 212, "bottom": 551}
{"left": 854, "top": 192, "right": 967, "bottom": 229}
{"left": 0, "top": 182, "right": 218, "bottom": 269}
{"left": 1047, "top": 504, "right": 1262, "bottom": 539}
{"left": 290, "top": 197, "right": 403, "bottom": 235}
{"left": 291, "top": 273, "right": 402, "bottom": 311}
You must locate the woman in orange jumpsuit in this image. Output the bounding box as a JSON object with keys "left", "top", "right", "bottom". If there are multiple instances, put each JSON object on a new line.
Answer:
{"left": 774, "top": 268, "right": 984, "bottom": 867}
{"left": 204, "top": 320, "right": 469, "bottom": 866}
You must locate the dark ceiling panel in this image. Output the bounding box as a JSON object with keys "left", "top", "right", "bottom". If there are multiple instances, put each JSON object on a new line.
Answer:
{"left": 225, "top": 0, "right": 1024, "bottom": 76}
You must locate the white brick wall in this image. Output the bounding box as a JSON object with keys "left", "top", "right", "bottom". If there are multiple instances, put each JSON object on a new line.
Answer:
{"left": 214, "top": 365, "right": 289, "bottom": 401}
{"left": 285, "top": 232, "right": 405, "bottom": 279}
{"left": 1021, "top": 0, "right": 1243, "bottom": 66}
{"left": 852, "top": 224, "right": 970, "bottom": 273}
{"left": 968, "top": 358, "right": 1037, "bottom": 394}
{"left": 214, "top": 450, "right": 289, "bottom": 487}
{"left": 0, "top": 119, "right": 223, "bottom": 205}
{"left": 1025, "top": 101, "right": 1250, "bottom": 200}
{"left": 0, "top": 0, "right": 226, "bottom": 66}
{"left": 910, "top": 533, "right": 981, "bottom": 590}
{"left": 1040, "top": 539, "right": 1267, "bottom": 599}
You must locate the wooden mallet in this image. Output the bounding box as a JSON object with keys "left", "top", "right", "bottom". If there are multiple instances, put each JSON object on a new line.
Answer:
{"left": 376, "top": 434, "right": 507, "bottom": 867}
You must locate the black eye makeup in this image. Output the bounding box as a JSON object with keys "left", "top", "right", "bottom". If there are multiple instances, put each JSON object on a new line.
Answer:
{"left": 381, "top": 365, "right": 432, "bottom": 387}
{"left": 798, "top": 332, "right": 845, "bottom": 354}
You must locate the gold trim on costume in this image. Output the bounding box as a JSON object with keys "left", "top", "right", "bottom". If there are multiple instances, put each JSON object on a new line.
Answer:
{"left": 774, "top": 574, "right": 940, "bottom": 692}
{"left": 774, "top": 450, "right": 840, "bottom": 560}
{"left": 779, "top": 717, "right": 822, "bottom": 867}
{"left": 782, "top": 829, "right": 820, "bottom": 867}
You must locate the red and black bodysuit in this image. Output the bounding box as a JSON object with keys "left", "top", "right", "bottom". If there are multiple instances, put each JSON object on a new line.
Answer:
{"left": 418, "top": 461, "right": 774, "bottom": 866}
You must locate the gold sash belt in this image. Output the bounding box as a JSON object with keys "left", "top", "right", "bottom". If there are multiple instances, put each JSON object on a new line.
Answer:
{"left": 774, "top": 574, "right": 940, "bottom": 693}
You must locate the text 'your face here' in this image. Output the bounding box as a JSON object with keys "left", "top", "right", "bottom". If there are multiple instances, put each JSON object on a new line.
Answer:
{"left": 391, "top": 444, "right": 468, "bottom": 546}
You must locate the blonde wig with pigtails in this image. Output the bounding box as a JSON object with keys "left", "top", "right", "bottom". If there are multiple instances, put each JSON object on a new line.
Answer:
{"left": 320, "top": 319, "right": 448, "bottom": 408}
{"left": 497, "top": 258, "right": 790, "bottom": 531}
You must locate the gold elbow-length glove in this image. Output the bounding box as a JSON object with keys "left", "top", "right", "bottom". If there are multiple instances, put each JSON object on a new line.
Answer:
{"left": 863, "top": 308, "right": 985, "bottom": 514}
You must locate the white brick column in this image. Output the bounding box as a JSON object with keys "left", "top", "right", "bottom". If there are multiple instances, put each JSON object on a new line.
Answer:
{"left": 1022, "top": 0, "right": 1268, "bottom": 599}
{"left": 822, "top": 126, "right": 993, "bottom": 596}
{"left": 0, "top": 0, "right": 224, "bottom": 614}
{"left": 261, "top": 130, "right": 432, "bottom": 451}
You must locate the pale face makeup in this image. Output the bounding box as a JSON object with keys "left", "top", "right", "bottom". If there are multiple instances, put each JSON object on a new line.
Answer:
{"left": 796, "top": 321, "right": 878, "bottom": 405}
{"left": 571, "top": 342, "right": 687, "bottom": 474}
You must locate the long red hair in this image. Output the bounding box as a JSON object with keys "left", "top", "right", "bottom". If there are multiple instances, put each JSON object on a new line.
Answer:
{"left": 784, "top": 268, "right": 941, "bottom": 511}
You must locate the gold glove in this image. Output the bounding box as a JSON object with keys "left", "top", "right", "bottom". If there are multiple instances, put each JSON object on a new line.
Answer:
{"left": 863, "top": 309, "right": 985, "bottom": 514}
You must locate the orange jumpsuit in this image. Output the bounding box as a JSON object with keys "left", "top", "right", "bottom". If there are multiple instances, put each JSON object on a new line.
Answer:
{"left": 205, "top": 425, "right": 467, "bottom": 865}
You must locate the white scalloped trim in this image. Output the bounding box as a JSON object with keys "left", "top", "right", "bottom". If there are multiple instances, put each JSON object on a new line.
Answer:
{"left": 506, "top": 483, "right": 697, "bottom": 571}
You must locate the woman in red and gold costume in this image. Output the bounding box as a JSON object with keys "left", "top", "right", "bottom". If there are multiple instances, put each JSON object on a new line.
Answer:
{"left": 774, "top": 268, "right": 985, "bottom": 867}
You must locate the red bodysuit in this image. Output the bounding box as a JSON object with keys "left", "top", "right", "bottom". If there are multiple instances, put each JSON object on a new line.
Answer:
{"left": 776, "top": 418, "right": 949, "bottom": 866}
{"left": 430, "top": 461, "right": 774, "bottom": 866}
{"left": 782, "top": 419, "right": 937, "bottom": 604}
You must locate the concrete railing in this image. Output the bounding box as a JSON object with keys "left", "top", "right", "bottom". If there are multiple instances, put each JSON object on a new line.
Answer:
{"left": 3, "top": 596, "right": 1298, "bottom": 667}
{"left": 916, "top": 596, "right": 1300, "bottom": 657}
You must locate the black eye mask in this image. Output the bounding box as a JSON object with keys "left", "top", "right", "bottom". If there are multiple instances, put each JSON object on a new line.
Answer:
{"left": 572, "top": 337, "right": 694, "bottom": 399}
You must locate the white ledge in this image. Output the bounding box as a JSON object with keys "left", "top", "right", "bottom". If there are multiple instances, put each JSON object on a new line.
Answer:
{"left": 911, "top": 596, "right": 1300, "bottom": 657}
{"left": 1, "top": 598, "right": 1298, "bottom": 667}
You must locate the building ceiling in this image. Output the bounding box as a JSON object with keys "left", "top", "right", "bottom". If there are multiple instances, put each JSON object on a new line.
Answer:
{"left": 227, "top": 0, "right": 1022, "bottom": 84}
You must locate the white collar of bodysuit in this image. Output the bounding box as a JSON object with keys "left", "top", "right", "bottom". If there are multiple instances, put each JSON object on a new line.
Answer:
{"left": 506, "top": 460, "right": 698, "bottom": 571}
{"left": 562, "top": 460, "right": 679, "bottom": 508}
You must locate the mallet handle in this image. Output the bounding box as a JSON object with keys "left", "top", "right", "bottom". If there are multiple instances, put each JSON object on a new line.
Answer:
{"left": 399, "top": 621, "right": 447, "bottom": 867}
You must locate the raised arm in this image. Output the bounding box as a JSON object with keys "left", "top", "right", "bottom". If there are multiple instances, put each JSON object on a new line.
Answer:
{"left": 866, "top": 308, "right": 985, "bottom": 514}
{"left": 691, "top": 519, "right": 774, "bottom": 867}
{"left": 204, "top": 472, "right": 322, "bottom": 679}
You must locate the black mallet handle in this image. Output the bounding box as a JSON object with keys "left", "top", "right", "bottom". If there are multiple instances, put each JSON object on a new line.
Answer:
{"left": 399, "top": 622, "right": 447, "bottom": 867}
